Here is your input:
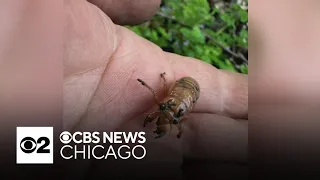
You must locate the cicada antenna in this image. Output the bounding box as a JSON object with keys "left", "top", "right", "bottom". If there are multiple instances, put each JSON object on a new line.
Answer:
{"left": 160, "top": 72, "right": 167, "bottom": 97}
{"left": 137, "top": 78, "right": 160, "bottom": 105}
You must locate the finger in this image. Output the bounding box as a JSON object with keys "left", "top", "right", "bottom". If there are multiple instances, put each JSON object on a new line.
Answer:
{"left": 87, "top": 0, "right": 161, "bottom": 25}
{"left": 64, "top": 0, "right": 116, "bottom": 77}
{"left": 181, "top": 113, "right": 248, "bottom": 163}
{"left": 166, "top": 52, "right": 248, "bottom": 119}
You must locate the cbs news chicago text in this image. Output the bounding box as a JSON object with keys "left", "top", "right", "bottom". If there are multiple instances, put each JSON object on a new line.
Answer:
{"left": 59, "top": 131, "right": 147, "bottom": 160}
{"left": 16, "top": 127, "right": 147, "bottom": 164}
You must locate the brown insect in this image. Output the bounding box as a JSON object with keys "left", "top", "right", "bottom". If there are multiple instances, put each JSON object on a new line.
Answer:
{"left": 137, "top": 72, "right": 200, "bottom": 139}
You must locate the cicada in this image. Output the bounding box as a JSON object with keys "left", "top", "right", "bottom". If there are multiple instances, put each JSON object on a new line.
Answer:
{"left": 137, "top": 72, "right": 200, "bottom": 139}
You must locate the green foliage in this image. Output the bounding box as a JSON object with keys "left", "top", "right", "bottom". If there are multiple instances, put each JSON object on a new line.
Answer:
{"left": 126, "top": 0, "right": 248, "bottom": 74}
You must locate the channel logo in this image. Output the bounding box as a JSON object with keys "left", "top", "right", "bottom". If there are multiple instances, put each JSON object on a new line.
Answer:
{"left": 59, "top": 131, "right": 147, "bottom": 160}
{"left": 59, "top": 131, "right": 72, "bottom": 144}
{"left": 16, "top": 127, "right": 53, "bottom": 164}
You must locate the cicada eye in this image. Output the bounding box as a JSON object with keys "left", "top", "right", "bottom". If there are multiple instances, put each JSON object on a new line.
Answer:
{"left": 20, "top": 137, "right": 37, "bottom": 153}
{"left": 160, "top": 104, "right": 166, "bottom": 110}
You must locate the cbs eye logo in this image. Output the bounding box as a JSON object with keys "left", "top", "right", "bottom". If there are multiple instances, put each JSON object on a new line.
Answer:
{"left": 20, "top": 136, "right": 50, "bottom": 154}
{"left": 59, "top": 131, "right": 72, "bottom": 144}
{"left": 16, "top": 127, "right": 53, "bottom": 164}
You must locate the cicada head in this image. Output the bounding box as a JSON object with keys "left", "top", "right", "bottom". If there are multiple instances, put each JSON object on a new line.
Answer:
{"left": 159, "top": 99, "right": 176, "bottom": 112}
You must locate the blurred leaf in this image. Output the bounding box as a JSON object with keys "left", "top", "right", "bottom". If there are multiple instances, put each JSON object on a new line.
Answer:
{"left": 237, "top": 29, "right": 248, "bottom": 47}
{"left": 221, "top": 13, "right": 235, "bottom": 27}
{"left": 156, "top": 27, "right": 170, "bottom": 40}
{"left": 240, "top": 64, "right": 248, "bottom": 74}
{"left": 239, "top": 9, "right": 248, "bottom": 23}
{"left": 180, "top": 26, "right": 205, "bottom": 44}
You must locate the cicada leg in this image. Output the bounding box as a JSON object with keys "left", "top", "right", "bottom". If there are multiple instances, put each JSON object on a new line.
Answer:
{"left": 143, "top": 111, "right": 161, "bottom": 127}
{"left": 176, "top": 116, "right": 188, "bottom": 138}
{"left": 154, "top": 115, "right": 170, "bottom": 139}
{"left": 153, "top": 125, "right": 167, "bottom": 139}
{"left": 168, "top": 119, "right": 176, "bottom": 136}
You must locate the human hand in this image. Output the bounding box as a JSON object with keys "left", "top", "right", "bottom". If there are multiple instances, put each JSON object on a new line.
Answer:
{"left": 0, "top": 0, "right": 248, "bottom": 178}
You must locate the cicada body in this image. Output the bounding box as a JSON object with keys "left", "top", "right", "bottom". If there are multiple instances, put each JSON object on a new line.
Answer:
{"left": 137, "top": 73, "right": 200, "bottom": 139}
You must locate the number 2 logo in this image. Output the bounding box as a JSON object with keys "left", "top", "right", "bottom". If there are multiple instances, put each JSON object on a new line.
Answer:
{"left": 20, "top": 136, "right": 50, "bottom": 154}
